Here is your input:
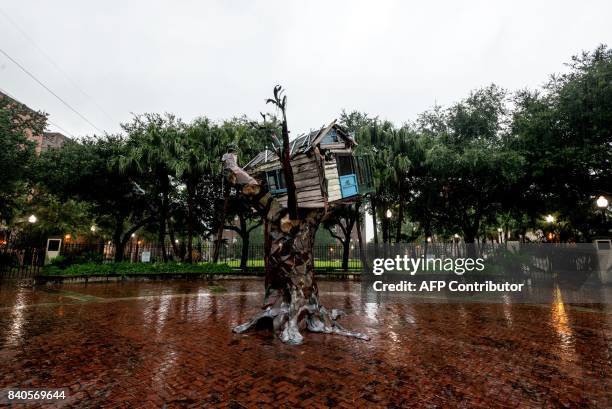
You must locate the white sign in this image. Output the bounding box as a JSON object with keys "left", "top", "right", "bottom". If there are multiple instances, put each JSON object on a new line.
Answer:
{"left": 45, "top": 238, "right": 63, "bottom": 265}
{"left": 141, "top": 251, "right": 151, "bottom": 263}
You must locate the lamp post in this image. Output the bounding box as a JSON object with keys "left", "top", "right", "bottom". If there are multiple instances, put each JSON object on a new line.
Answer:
{"left": 130, "top": 233, "right": 136, "bottom": 261}
{"left": 545, "top": 214, "right": 555, "bottom": 242}
{"left": 596, "top": 196, "right": 608, "bottom": 236}
{"left": 453, "top": 233, "right": 460, "bottom": 256}
{"left": 25, "top": 214, "right": 37, "bottom": 247}
{"left": 385, "top": 209, "right": 392, "bottom": 245}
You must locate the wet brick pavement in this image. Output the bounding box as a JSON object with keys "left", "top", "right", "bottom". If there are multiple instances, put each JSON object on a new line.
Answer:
{"left": 1, "top": 279, "right": 611, "bottom": 408}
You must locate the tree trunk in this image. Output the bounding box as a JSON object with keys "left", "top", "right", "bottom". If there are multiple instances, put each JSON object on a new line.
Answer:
{"left": 157, "top": 174, "right": 171, "bottom": 263}
{"left": 186, "top": 181, "right": 196, "bottom": 263}
{"left": 382, "top": 215, "right": 388, "bottom": 244}
{"left": 113, "top": 214, "right": 125, "bottom": 262}
{"left": 114, "top": 240, "right": 126, "bottom": 262}
{"left": 264, "top": 219, "right": 271, "bottom": 276}
{"left": 168, "top": 221, "right": 181, "bottom": 260}
{"left": 158, "top": 217, "right": 167, "bottom": 262}
{"left": 341, "top": 238, "right": 350, "bottom": 271}
{"left": 355, "top": 203, "right": 369, "bottom": 271}
{"left": 463, "top": 227, "right": 477, "bottom": 258}
{"left": 395, "top": 196, "right": 404, "bottom": 243}
{"left": 371, "top": 197, "right": 379, "bottom": 245}
{"left": 223, "top": 152, "right": 368, "bottom": 345}
{"left": 240, "top": 234, "right": 249, "bottom": 271}
{"left": 213, "top": 184, "right": 229, "bottom": 263}
{"left": 238, "top": 214, "right": 249, "bottom": 271}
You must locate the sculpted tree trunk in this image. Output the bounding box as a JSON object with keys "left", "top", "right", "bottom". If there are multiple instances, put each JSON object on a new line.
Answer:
{"left": 222, "top": 153, "right": 368, "bottom": 344}
{"left": 221, "top": 85, "right": 368, "bottom": 345}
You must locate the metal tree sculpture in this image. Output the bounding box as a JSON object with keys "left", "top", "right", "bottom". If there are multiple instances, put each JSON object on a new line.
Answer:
{"left": 222, "top": 86, "right": 369, "bottom": 344}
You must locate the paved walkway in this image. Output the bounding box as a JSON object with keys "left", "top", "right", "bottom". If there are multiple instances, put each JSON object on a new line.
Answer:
{"left": 1, "top": 279, "right": 611, "bottom": 408}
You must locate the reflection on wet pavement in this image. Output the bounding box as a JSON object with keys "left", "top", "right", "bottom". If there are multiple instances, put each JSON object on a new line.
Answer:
{"left": 0, "top": 279, "right": 611, "bottom": 407}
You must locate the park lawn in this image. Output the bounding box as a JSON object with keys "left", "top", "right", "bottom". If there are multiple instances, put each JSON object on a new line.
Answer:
{"left": 43, "top": 259, "right": 364, "bottom": 277}
{"left": 225, "top": 258, "right": 363, "bottom": 270}
{"left": 43, "top": 261, "right": 234, "bottom": 276}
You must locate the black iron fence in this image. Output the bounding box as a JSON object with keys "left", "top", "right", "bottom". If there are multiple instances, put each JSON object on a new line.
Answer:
{"left": 0, "top": 245, "right": 45, "bottom": 278}
{"left": 2, "top": 240, "right": 601, "bottom": 281}
{"left": 0, "top": 240, "right": 365, "bottom": 277}
{"left": 58, "top": 242, "right": 365, "bottom": 271}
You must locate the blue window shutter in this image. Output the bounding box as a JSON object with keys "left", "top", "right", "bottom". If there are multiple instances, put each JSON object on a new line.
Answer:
{"left": 339, "top": 174, "right": 358, "bottom": 197}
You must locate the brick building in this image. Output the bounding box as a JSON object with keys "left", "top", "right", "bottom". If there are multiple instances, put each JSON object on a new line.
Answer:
{"left": 0, "top": 90, "right": 69, "bottom": 153}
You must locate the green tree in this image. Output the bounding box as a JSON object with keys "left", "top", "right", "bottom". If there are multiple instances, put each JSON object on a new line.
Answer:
{"left": 354, "top": 120, "right": 395, "bottom": 244}
{"left": 178, "top": 117, "right": 229, "bottom": 262}
{"left": 511, "top": 45, "right": 612, "bottom": 239}
{"left": 119, "top": 114, "right": 184, "bottom": 261}
{"left": 323, "top": 204, "right": 359, "bottom": 271}
{"left": 416, "top": 85, "right": 525, "bottom": 244}
{"left": 0, "top": 95, "right": 45, "bottom": 224}
{"left": 36, "top": 136, "right": 155, "bottom": 260}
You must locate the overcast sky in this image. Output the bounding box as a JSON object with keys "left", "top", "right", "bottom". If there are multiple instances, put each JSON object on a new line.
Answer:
{"left": 1, "top": 0, "right": 611, "bottom": 138}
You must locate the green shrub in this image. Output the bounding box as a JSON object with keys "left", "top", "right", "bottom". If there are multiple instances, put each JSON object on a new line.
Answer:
{"left": 43, "top": 261, "right": 232, "bottom": 276}
{"left": 49, "top": 251, "right": 104, "bottom": 269}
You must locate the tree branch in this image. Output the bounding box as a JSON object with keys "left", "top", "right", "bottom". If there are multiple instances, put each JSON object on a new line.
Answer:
{"left": 121, "top": 215, "right": 156, "bottom": 245}
{"left": 247, "top": 220, "right": 263, "bottom": 233}
{"left": 325, "top": 226, "right": 345, "bottom": 245}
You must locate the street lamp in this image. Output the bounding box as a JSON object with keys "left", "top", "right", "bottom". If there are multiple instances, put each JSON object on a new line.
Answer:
{"left": 596, "top": 196, "right": 608, "bottom": 235}
{"left": 545, "top": 215, "right": 556, "bottom": 242}
{"left": 385, "top": 209, "right": 392, "bottom": 245}
{"left": 28, "top": 214, "right": 37, "bottom": 224}
{"left": 90, "top": 225, "right": 97, "bottom": 233}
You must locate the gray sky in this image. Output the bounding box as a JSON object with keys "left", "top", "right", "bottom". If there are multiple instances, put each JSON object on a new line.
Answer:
{"left": 1, "top": 0, "right": 611, "bottom": 138}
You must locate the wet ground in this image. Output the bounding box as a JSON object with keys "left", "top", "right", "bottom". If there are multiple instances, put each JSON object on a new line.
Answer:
{"left": 1, "top": 278, "right": 611, "bottom": 408}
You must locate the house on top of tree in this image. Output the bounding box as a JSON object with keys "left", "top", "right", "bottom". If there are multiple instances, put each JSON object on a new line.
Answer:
{"left": 245, "top": 120, "right": 374, "bottom": 208}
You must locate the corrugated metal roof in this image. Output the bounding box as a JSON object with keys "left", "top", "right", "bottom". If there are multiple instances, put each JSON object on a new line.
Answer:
{"left": 244, "top": 122, "right": 355, "bottom": 170}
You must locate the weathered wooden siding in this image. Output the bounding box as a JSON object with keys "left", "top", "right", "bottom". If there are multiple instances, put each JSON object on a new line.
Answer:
{"left": 255, "top": 152, "right": 325, "bottom": 208}
{"left": 256, "top": 159, "right": 281, "bottom": 172}
{"left": 324, "top": 158, "right": 342, "bottom": 202}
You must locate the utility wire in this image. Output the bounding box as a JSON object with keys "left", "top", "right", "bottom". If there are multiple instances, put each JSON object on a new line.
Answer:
{"left": 46, "top": 120, "right": 76, "bottom": 139}
{"left": 0, "top": 85, "right": 75, "bottom": 138}
{"left": 0, "top": 47, "right": 103, "bottom": 134}
{"left": 0, "top": 8, "right": 116, "bottom": 124}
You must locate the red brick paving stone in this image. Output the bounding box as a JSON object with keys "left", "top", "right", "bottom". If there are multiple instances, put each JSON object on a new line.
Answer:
{"left": 0, "top": 279, "right": 611, "bottom": 408}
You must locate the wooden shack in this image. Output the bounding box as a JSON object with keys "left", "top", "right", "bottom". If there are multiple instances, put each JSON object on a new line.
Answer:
{"left": 244, "top": 121, "right": 374, "bottom": 208}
